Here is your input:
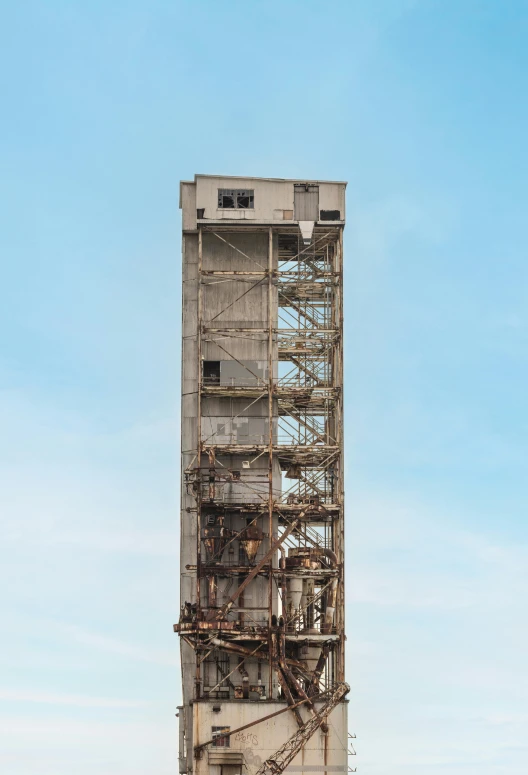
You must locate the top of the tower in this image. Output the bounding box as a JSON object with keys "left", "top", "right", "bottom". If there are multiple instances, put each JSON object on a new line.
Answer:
{"left": 179, "top": 174, "right": 346, "bottom": 233}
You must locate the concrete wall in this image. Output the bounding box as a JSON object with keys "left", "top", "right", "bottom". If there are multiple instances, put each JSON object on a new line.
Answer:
{"left": 193, "top": 701, "right": 349, "bottom": 775}
{"left": 180, "top": 230, "right": 199, "bottom": 760}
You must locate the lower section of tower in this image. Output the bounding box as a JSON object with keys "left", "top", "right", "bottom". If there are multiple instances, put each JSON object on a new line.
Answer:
{"left": 179, "top": 698, "right": 348, "bottom": 775}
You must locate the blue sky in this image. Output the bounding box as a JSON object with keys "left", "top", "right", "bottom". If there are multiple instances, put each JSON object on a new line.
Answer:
{"left": 1, "top": 1, "right": 527, "bottom": 773}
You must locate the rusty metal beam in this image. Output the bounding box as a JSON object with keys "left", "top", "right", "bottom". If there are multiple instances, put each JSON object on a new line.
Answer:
{"left": 194, "top": 696, "right": 311, "bottom": 753}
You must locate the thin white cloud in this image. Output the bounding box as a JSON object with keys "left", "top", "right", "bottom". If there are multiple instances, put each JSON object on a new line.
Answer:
{"left": 346, "top": 491, "right": 528, "bottom": 610}
{"left": 0, "top": 688, "right": 146, "bottom": 708}
{"left": 47, "top": 527, "right": 178, "bottom": 555}
{"left": 58, "top": 622, "right": 179, "bottom": 667}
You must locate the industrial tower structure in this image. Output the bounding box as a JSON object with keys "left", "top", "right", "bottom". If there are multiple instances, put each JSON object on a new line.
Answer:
{"left": 176, "top": 175, "right": 348, "bottom": 775}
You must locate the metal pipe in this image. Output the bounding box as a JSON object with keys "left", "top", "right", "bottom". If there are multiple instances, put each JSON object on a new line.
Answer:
{"left": 276, "top": 632, "right": 304, "bottom": 728}
{"left": 238, "top": 658, "right": 250, "bottom": 699}
{"left": 207, "top": 576, "right": 217, "bottom": 608}
{"left": 277, "top": 668, "right": 304, "bottom": 728}
{"left": 308, "top": 644, "right": 330, "bottom": 696}
{"left": 208, "top": 448, "right": 216, "bottom": 501}
{"left": 322, "top": 548, "right": 337, "bottom": 565}
{"left": 210, "top": 638, "right": 266, "bottom": 660}
{"left": 268, "top": 225, "right": 274, "bottom": 700}
{"left": 195, "top": 225, "right": 203, "bottom": 700}
{"left": 279, "top": 544, "right": 287, "bottom": 631}
{"left": 322, "top": 578, "right": 338, "bottom": 634}
{"left": 177, "top": 706, "right": 187, "bottom": 773}
{"left": 280, "top": 654, "right": 324, "bottom": 728}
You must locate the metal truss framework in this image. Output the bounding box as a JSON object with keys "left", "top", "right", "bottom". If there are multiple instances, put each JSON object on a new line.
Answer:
{"left": 255, "top": 681, "right": 350, "bottom": 775}
{"left": 175, "top": 222, "right": 345, "bottom": 738}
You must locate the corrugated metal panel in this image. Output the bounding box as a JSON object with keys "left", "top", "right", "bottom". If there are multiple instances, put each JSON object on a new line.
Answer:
{"left": 294, "top": 185, "right": 319, "bottom": 220}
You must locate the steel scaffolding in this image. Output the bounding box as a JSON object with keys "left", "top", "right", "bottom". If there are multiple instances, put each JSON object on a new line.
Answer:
{"left": 176, "top": 219, "right": 345, "bottom": 756}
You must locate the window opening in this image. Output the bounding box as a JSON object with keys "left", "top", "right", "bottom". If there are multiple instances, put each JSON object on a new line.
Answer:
{"left": 218, "top": 189, "right": 254, "bottom": 209}
{"left": 203, "top": 361, "right": 220, "bottom": 385}
{"left": 212, "top": 726, "right": 230, "bottom": 747}
{"left": 236, "top": 190, "right": 253, "bottom": 208}
{"left": 320, "top": 209, "right": 341, "bottom": 221}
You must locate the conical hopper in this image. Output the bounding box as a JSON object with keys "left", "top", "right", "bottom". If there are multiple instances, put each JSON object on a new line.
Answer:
{"left": 239, "top": 525, "right": 263, "bottom": 564}
{"left": 201, "top": 517, "right": 229, "bottom": 562}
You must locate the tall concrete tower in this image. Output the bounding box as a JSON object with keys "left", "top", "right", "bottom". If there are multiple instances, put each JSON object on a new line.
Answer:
{"left": 176, "top": 175, "right": 347, "bottom": 775}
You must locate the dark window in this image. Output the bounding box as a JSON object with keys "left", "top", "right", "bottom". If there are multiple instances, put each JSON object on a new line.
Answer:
{"left": 203, "top": 361, "right": 220, "bottom": 385}
{"left": 320, "top": 209, "right": 341, "bottom": 221}
{"left": 236, "top": 190, "right": 253, "bottom": 208}
{"left": 218, "top": 189, "right": 254, "bottom": 209}
{"left": 219, "top": 191, "right": 235, "bottom": 208}
{"left": 212, "top": 726, "right": 230, "bottom": 747}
